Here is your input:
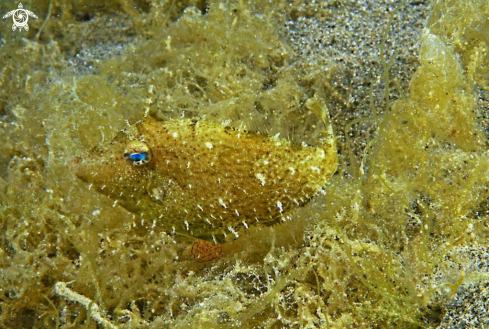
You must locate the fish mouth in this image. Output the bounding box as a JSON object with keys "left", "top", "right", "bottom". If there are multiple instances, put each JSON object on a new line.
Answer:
{"left": 69, "top": 155, "right": 98, "bottom": 184}
{"left": 69, "top": 156, "right": 85, "bottom": 182}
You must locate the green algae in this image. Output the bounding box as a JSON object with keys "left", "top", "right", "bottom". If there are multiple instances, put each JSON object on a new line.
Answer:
{"left": 1, "top": 0, "right": 489, "bottom": 328}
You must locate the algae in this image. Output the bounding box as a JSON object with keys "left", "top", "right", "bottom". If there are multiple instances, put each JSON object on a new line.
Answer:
{"left": 1, "top": 0, "right": 488, "bottom": 328}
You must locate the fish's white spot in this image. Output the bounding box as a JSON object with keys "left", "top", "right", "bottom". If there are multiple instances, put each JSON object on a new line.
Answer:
{"left": 277, "top": 201, "right": 283, "bottom": 213}
{"left": 228, "top": 226, "right": 239, "bottom": 238}
{"left": 92, "top": 210, "right": 100, "bottom": 216}
{"left": 235, "top": 209, "right": 240, "bottom": 217}
{"left": 288, "top": 167, "right": 296, "bottom": 175}
{"left": 205, "top": 142, "right": 213, "bottom": 149}
{"left": 187, "top": 162, "right": 191, "bottom": 168}
{"left": 243, "top": 221, "right": 248, "bottom": 229}
{"left": 256, "top": 173, "right": 266, "bottom": 186}
{"left": 197, "top": 204, "right": 203, "bottom": 211}
{"left": 172, "top": 132, "right": 178, "bottom": 138}
{"left": 263, "top": 160, "right": 269, "bottom": 165}
{"left": 184, "top": 221, "right": 189, "bottom": 230}
{"left": 311, "top": 166, "right": 321, "bottom": 173}
{"left": 112, "top": 200, "right": 118, "bottom": 207}
{"left": 219, "top": 198, "right": 227, "bottom": 209}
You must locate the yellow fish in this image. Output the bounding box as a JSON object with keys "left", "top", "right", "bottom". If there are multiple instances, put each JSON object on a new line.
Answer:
{"left": 71, "top": 100, "right": 337, "bottom": 241}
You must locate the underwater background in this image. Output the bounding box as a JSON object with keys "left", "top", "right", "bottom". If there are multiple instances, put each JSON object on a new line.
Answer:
{"left": 0, "top": 0, "right": 488, "bottom": 328}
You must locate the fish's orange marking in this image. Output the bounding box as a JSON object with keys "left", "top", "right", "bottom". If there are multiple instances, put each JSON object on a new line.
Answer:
{"left": 191, "top": 240, "right": 223, "bottom": 263}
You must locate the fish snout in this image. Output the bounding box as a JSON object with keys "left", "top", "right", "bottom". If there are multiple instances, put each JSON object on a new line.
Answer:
{"left": 69, "top": 156, "right": 90, "bottom": 182}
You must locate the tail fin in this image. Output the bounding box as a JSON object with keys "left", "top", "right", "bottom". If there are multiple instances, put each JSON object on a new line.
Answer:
{"left": 306, "top": 96, "right": 336, "bottom": 152}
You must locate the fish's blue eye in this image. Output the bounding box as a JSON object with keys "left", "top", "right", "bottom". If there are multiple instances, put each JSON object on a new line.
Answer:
{"left": 124, "top": 141, "right": 152, "bottom": 166}
{"left": 130, "top": 152, "right": 148, "bottom": 162}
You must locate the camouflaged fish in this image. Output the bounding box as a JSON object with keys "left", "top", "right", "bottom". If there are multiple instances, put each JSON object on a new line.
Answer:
{"left": 71, "top": 98, "right": 337, "bottom": 241}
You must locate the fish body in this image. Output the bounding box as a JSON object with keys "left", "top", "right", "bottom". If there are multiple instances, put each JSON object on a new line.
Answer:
{"left": 72, "top": 116, "right": 337, "bottom": 240}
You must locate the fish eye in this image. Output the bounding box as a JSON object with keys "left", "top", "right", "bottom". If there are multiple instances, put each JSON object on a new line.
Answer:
{"left": 124, "top": 141, "right": 152, "bottom": 166}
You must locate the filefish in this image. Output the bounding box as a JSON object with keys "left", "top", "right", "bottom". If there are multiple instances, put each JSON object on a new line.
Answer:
{"left": 71, "top": 99, "right": 337, "bottom": 241}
